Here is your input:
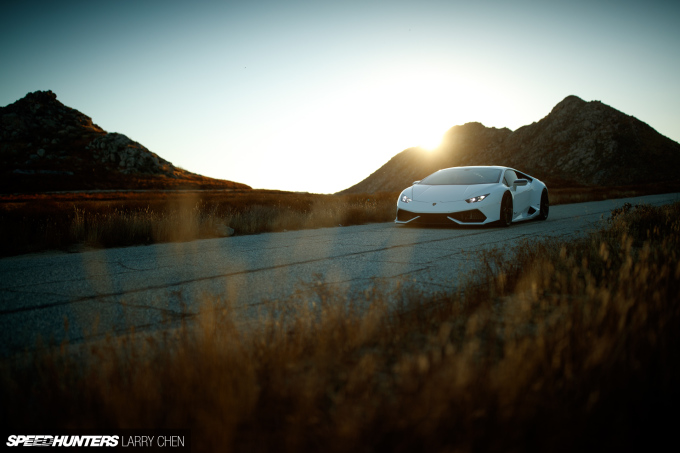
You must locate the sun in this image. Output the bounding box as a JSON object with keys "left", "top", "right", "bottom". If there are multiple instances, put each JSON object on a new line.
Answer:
{"left": 407, "top": 121, "right": 447, "bottom": 151}
{"left": 418, "top": 132, "right": 444, "bottom": 151}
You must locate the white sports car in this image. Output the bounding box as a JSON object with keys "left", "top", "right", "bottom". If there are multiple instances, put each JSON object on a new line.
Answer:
{"left": 395, "top": 166, "right": 549, "bottom": 227}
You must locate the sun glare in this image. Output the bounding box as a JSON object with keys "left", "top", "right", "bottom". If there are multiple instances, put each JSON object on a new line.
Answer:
{"left": 418, "top": 132, "right": 444, "bottom": 151}
{"left": 360, "top": 70, "right": 499, "bottom": 154}
{"left": 233, "top": 69, "right": 512, "bottom": 192}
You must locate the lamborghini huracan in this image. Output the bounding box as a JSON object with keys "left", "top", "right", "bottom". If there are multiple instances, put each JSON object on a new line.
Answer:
{"left": 395, "top": 166, "right": 549, "bottom": 227}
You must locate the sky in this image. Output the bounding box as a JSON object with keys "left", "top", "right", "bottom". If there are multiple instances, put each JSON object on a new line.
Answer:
{"left": 2, "top": 0, "right": 679, "bottom": 193}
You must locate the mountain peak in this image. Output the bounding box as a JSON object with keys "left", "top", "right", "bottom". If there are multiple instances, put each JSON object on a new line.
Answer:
{"left": 1, "top": 91, "right": 251, "bottom": 192}
{"left": 550, "top": 95, "right": 587, "bottom": 114}
{"left": 21, "top": 90, "right": 58, "bottom": 104}
{"left": 2, "top": 89, "right": 105, "bottom": 135}
{"left": 559, "top": 94, "right": 585, "bottom": 104}
{"left": 341, "top": 95, "right": 680, "bottom": 193}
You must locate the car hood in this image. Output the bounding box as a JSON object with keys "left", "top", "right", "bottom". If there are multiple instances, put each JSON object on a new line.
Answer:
{"left": 411, "top": 184, "right": 497, "bottom": 203}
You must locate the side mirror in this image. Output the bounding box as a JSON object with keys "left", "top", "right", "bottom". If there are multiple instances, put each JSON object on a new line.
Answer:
{"left": 513, "top": 179, "right": 528, "bottom": 187}
{"left": 412, "top": 180, "right": 421, "bottom": 185}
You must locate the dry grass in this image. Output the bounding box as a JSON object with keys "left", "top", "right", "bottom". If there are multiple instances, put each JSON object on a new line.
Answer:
{"left": 549, "top": 181, "right": 680, "bottom": 205}
{"left": 1, "top": 202, "right": 678, "bottom": 452}
{"left": 1, "top": 183, "right": 678, "bottom": 256}
{"left": 0, "top": 190, "right": 397, "bottom": 256}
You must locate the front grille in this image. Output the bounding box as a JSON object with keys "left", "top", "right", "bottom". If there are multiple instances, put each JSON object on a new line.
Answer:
{"left": 396, "top": 209, "right": 487, "bottom": 224}
{"left": 449, "top": 209, "right": 487, "bottom": 223}
{"left": 413, "top": 213, "right": 456, "bottom": 224}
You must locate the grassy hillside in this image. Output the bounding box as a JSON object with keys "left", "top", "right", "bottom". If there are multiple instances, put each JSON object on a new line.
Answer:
{"left": 0, "top": 190, "right": 396, "bottom": 256}
{"left": 2, "top": 184, "right": 679, "bottom": 256}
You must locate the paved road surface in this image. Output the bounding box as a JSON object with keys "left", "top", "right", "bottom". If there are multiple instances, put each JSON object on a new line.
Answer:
{"left": 1, "top": 193, "right": 678, "bottom": 356}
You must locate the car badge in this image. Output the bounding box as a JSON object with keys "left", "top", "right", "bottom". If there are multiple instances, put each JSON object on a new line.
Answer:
{"left": 432, "top": 202, "right": 437, "bottom": 206}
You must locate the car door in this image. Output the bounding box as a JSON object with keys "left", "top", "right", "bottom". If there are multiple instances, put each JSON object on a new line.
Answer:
{"left": 505, "top": 170, "right": 531, "bottom": 218}
{"left": 517, "top": 181, "right": 534, "bottom": 217}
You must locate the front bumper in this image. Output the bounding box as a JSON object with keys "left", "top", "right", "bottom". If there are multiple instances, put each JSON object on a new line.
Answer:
{"left": 396, "top": 208, "right": 487, "bottom": 225}
{"left": 394, "top": 197, "right": 501, "bottom": 225}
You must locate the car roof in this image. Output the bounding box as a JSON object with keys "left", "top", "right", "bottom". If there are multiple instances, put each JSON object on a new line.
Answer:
{"left": 437, "top": 165, "right": 508, "bottom": 171}
{"left": 421, "top": 166, "right": 539, "bottom": 185}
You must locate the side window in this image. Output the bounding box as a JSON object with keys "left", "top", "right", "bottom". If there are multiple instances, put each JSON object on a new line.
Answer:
{"left": 504, "top": 170, "right": 517, "bottom": 187}
{"left": 515, "top": 171, "right": 532, "bottom": 182}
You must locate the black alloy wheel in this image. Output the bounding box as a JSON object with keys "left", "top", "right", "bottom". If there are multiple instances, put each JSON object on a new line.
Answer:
{"left": 538, "top": 190, "right": 549, "bottom": 220}
{"left": 499, "top": 193, "right": 513, "bottom": 227}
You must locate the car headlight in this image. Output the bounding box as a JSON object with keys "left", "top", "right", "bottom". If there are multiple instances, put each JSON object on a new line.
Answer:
{"left": 400, "top": 194, "right": 412, "bottom": 203}
{"left": 465, "top": 193, "right": 489, "bottom": 203}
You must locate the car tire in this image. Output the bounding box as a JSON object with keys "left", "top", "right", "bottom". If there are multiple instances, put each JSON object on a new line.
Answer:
{"left": 499, "top": 193, "right": 513, "bottom": 227}
{"left": 537, "top": 190, "right": 549, "bottom": 220}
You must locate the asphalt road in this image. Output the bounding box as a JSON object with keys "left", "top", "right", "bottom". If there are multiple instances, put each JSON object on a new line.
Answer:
{"left": 1, "top": 192, "right": 678, "bottom": 356}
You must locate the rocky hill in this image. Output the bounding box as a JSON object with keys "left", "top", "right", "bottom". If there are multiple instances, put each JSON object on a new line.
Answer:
{"left": 341, "top": 96, "right": 680, "bottom": 193}
{"left": 0, "top": 91, "right": 251, "bottom": 192}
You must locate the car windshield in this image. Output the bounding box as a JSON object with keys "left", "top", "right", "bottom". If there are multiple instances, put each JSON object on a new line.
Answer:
{"left": 420, "top": 168, "right": 502, "bottom": 185}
